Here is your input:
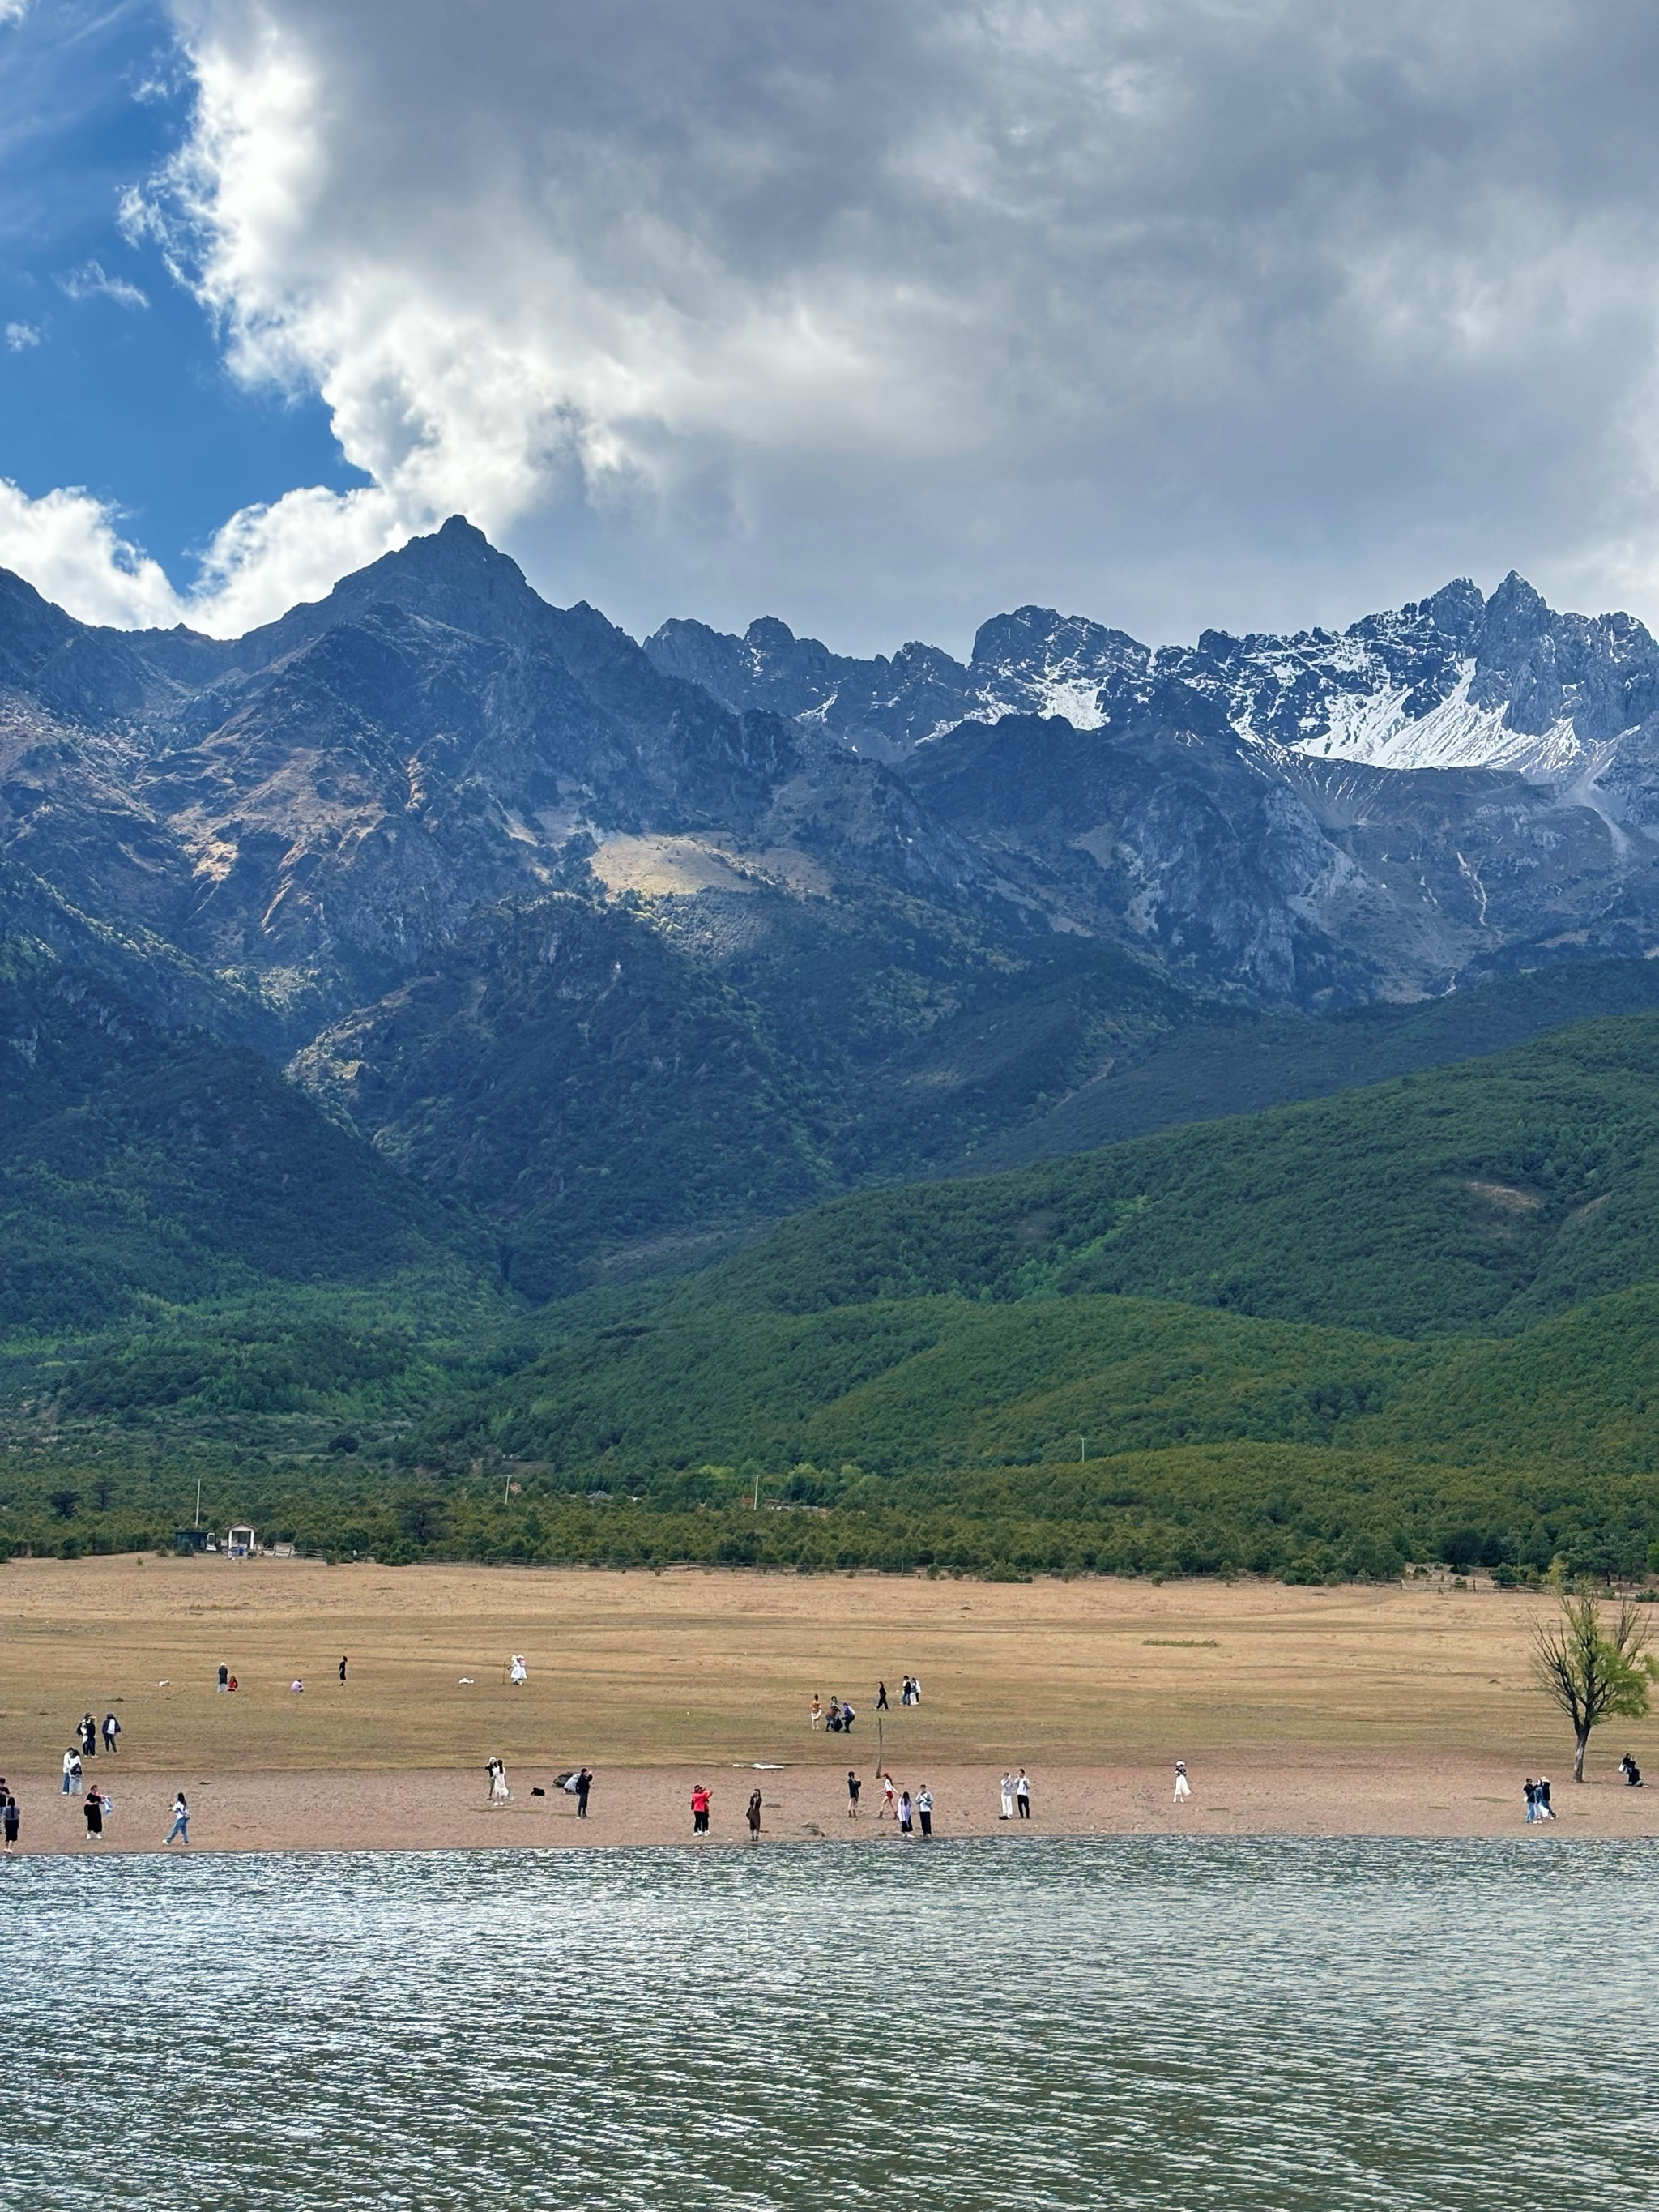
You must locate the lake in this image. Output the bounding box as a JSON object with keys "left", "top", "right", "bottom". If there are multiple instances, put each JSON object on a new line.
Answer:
{"left": 4, "top": 1836, "right": 1653, "bottom": 2209}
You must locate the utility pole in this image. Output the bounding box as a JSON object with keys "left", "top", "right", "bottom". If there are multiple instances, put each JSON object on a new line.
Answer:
{"left": 753, "top": 1467, "right": 761, "bottom": 1512}
{"left": 1079, "top": 1436, "right": 1086, "bottom": 1464}
{"left": 194, "top": 1475, "right": 203, "bottom": 1529}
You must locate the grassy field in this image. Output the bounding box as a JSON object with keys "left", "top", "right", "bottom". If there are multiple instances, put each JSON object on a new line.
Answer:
{"left": 3, "top": 1554, "right": 1648, "bottom": 1779}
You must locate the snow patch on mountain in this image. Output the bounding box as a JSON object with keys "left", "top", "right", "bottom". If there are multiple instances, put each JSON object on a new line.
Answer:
{"left": 1289, "top": 663, "right": 1586, "bottom": 779}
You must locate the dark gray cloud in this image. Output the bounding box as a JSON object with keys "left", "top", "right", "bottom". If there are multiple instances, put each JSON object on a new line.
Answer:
{"left": 15, "top": 0, "right": 1659, "bottom": 644}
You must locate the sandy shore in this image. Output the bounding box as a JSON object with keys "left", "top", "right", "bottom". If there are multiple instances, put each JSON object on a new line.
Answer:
{"left": 6, "top": 1755, "right": 1655, "bottom": 1857}
{"left": 4, "top": 1555, "right": 1657, "bottom": 1855}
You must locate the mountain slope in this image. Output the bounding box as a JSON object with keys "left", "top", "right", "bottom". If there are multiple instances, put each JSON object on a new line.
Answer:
{"left": 968, "top": 956, "right": 1659, "bottom": 1170}
{"left": 9, "top": 522, "right": 1659, "bottom": 1310}
{"left": 0, "top": 944, "right": 494, "bottom": 1336}
{"left": 383, "top": 1016, "right": 1659, "bottom": 1581}
{"left": 702, "top": 1014, "right": 1659, "bottom": 1339}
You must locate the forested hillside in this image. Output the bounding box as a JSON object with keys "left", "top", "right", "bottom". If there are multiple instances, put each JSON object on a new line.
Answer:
{"left": 6, "top": 1010, "right": 1655, "bottom": 1584}
{"left": 689, "top": 1015, "right": 1659, "bottom": 1337}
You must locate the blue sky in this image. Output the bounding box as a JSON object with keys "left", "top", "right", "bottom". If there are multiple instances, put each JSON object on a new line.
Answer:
{"left": 0, "top": 1, "right": 358, "bottom": 595}
{"left": 4, "top": 2, "right": 1659, "bottom": 651}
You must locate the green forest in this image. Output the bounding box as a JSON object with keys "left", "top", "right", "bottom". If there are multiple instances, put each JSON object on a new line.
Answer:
{"left": 5, "top": 978, "right": 1659, "bottom": 1583}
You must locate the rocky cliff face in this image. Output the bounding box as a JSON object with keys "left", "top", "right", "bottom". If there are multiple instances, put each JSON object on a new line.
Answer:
{"left": 6, "top": 518, "right": 1659, "bottom": 1286}
{"left": 651, "top": 568, "right": 1659, "bottom": 808}
{"left": 654, "top": 569, "right": 1659, "bottom": 999}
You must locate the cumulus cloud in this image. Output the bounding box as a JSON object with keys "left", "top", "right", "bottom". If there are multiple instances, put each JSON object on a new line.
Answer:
{"left": 0, "top": 480, "right": 183, "bottom": 626}
{"left": 12, "top": 0, "right": 1659, "bottom": 646}
{"left": 5, "top": 322, "right": 41, "bottom": 351}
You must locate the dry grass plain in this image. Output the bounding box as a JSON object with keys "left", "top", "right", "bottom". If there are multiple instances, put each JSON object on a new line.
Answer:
{"left": 3, "top": 1555, "right": 1656, "bottom": 1851}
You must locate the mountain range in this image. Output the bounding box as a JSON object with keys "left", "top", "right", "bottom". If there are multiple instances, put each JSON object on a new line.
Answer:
{"left": 6, "top": 515, "right": 1659, "bottom": 1303}
{"left": 6, "top": 522, "right": 1659, "bottom": 1573}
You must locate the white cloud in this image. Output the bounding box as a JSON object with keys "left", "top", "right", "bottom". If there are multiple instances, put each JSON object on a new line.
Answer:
{"left": 5, "top": 322, "right": 41, "bottom": 351}
{"left": 16, "top": 0, "right": 1659, "bottom": 647}
{"left": 0, "top": 480, "right": 183, "bottom": 627}
{"left": 58, "top": 259, "right": 150, "bottom": 310}
{"left": 0, "top": 2, "right": 30, "bottom": 24}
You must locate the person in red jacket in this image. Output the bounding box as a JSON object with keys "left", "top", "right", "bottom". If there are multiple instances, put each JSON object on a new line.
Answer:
{"left": 691, "top": 1783, "right": 711, "bottom": 1836}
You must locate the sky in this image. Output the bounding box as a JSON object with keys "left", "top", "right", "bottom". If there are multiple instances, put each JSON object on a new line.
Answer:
{"left": 5, "top": 1, "right": 1659, "bottom": 655}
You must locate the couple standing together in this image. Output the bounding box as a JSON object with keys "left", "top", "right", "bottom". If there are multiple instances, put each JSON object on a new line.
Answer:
{"left": 998, "top": 1770, "right": 1032, "bottom": 1821}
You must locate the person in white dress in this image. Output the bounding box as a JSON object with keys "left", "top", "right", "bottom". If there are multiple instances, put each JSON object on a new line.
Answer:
{"left": 509, "top": 1655, "right": 527, "bottom": 1686}
{"left": 488, "top": 1757, "right": 510, "bottom": 1804}
{"left": 1173, "top": 1761, "right": 1192, "bottom": 1803}
{"left": 999, "top": 1772, "right": 1014, "bottom": 1820}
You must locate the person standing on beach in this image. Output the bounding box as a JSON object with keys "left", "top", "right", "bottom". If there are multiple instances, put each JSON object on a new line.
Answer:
{"left": 102, "top": 1712, "right": 120, "bottom": 1756}
{"left": 747, "top": 1789, "right": 763, "bottom": 1842}
{"left": 1537, "top": 1776, "right": 1556, "bottom": 1820}
{"left": 80, "top": 1714, "right": 97, "bottom": 1758}
{"left": 916, "top": 1786, "right": 933, "bottom": 1838}
{"left": 1523, "top": 1778, "right": 1537, "bottom": 1823}
{"left": 809, "top": 1695, "right": 822, "bottom": 1730}
{"left": 488, "top": 1757, "right": 510, "bottom": 1806}
{"left": 510, "top": 1654, "right": 527, "bottom": 1687}
{"left": 876, "top": 1681, "right": 889, "bottom": 1711}
{"left": 898, "top": 1790, "right": 914, "bottom": 1836}
{"left": 165, "top": 1793, "right": 189, "bottom": 1845}
{"left": 217, "top": 1664, "right": 228, "bottom": 1693}
{"left": 62, "top": 1749, "right": 79, "bottom": 1796}
{"left": 1174, "top": 1761, "right": 1192, "bottom": 1804}
{"left": 691, "top": 1784, "right": 711, "bottom": 1835}
{"left": 339, "top": 1656, "right": 348, "bottom": 1684}
{"left": 847, "top": 1770, "right": 861, "bottom": 1819}
{"left": 1000, "top": 1773, "right": 1014, "bottom": 1821}
{"left": 878, "top": 1772, "right": 896, "bottom": 1820}
{"left": 1016, "top": 1770, "right": 1031, "bottom": 1821}
{"left": 2, "top": 1793, "right": 18, "bottom": 1854}
{"left": 83, "top": 1790, "right": 105, "bottom": 1844}
{"left": 576, "top": 1768, "right": 592, "bottom": 1820}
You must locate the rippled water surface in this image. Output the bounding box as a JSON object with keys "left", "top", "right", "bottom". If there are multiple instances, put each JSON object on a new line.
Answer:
{"left": 5, "top": 1837, "right": 1655, "bottom": 2210}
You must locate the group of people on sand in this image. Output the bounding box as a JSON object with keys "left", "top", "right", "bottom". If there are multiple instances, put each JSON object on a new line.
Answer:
{"left": 864, "top": 1771, "right": 936, "bottom": 1834}
{"left": 809, "top": 1677, "right": 924, "bottom": 1733}
{"left": 55, "top": 1709, "right": 125, "bottom": 1843}
{"left": 689, "top": 1782, "right": 769, "bottom": 1841}
{"left": 998, "top": 1770, "right": 1033, "bottom": 1820}
{"left": 1523, "top": 1775, "right": 1557, "bottom": 1822}
{"left": 484, "top": 1759, "right": 592, "bottom": 1817}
